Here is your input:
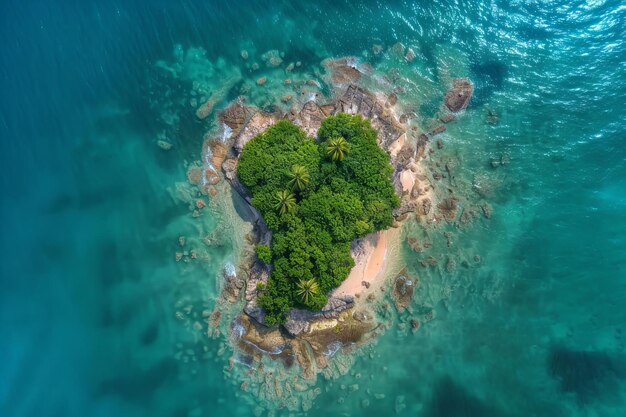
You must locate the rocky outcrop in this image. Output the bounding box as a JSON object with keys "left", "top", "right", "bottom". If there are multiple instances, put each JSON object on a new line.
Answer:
{"left": 222, "top": 263, "right": 245, "bottom": 303}
{"left": 337, "top": 85, "right": 405, "bottom": 149}
{"left": 245, "top": 261, "right": 271, "bottom": 302}
{"left": 218, "top": 100, "right": 255, "bottom": 138}
{"left": 331, "top": 66, "right": 362, "bottom": 85}
{"left": 290, "top": 100, "right": 328, "bottom": 137}
{"left": 444, "top": 78, "right": 473, "bottom": 112}
{"left": 235, "top": 111, "right": 281, "bottom": 153}
{"left": 391, "top": 270, "right": 417, "bottom": 312}
{"left": 283, "top": 296, "right": 354, "bottom": 336}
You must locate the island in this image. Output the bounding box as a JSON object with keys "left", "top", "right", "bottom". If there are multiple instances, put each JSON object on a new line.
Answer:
{"left": 181, "top": 56, "right": 476, "bottom": 410}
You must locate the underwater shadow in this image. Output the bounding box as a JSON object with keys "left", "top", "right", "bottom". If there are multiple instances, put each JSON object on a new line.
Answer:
{"left": 548, "top": 345, "right": 625, "bottom": 406}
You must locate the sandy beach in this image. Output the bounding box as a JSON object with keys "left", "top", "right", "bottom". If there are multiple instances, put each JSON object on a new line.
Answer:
{"left": 332, "top": 228, "right": 400, "bottom": 298}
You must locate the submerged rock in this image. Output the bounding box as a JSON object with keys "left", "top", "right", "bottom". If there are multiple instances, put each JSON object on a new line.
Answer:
{"left": 157, "top": 140, "right": 173, "bottom": 150}
{"left": 392, "top": 270, "right": 416, "bottom": 311}
{"left": 444, "top": 78, "right": 474, "bottom": 112}
{"left": 195, "top": 98, "right": 215, "bottom": 119}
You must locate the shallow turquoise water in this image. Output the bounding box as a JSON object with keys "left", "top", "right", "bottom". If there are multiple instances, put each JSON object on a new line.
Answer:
{"left": 1, "top": 1, "right": 625, "bottom": 416}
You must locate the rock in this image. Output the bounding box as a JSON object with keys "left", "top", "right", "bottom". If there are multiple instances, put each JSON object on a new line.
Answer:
{"left": 240, "top": 50, "right": 249, "bottom": 60}
{"left": 411, "top": 319, "right": 420, "bottom": 333}
{"left": 261, "top": 50, "right": 282, "bottom": 67}
{"left": 392, "top": 270, "right": 416, "bottom": 311}
{"left": 437, "top": 197, "right": 458, "bottom": 221}
{"left": 195, "top": 199, "right": 206, "bottom": 209}
{"left": 390, "top": 42, "right": 405, "bottom": 57}
{"left": 245, "top": 261, "right": 271, "bottom": 302}
{"left": 209, "top": 141, "right": 228, "bottom": 168}
{"left": 444, "top": 78, "right": 474, "bottom": 112}
{"left": 195, "top": 99, "right": 215, "bottom": 119}
{"left": 256, "top": 76, "right": 267, "bottom": 86}
{"left": 157, "top": 140, "right": 173, "bottom": 150}
{"left": 283, "top": 296, "right": 354, "bottom": 336}
{"left": 244, "top": 301, "right": 267, "bottom": 326}
{"left": 387, "top": 93, "right": 398, "bottom": 107}
{"left": 417, "top": 198, "right": 432, "bottom": 216}
{"left": 337, "top": 85, "right": 405, "bottom": 149}
{"left": 236, "top": 111, "right": 280, "bottom": 153}
{"left": 204, "top": 167, "right": 221, "bottom": 185}
{"left": 331, "top": 65, "right": 362, "bottom": 85}
{"left": 281, "top": 94, "right": 293, "bottom": 103}
{"left": 372, "top": 44, "right": 383, "bottom": 55}
{"left": 440, "top": 113, "right": 456, "bottom": 123}
{"left": 207, "top": 186, "right": 218, "bottom": 197}
{"left": 221, "top": 158, "right": 237, "bottom": 181}
{"left": 361, "top": 280, "right": 370, "bottom": 289}
{"left": 218, "top": 101, "right": 255, "bottom": 138}
{"left": 222, "top": 263, "right": 243, "bottom": 303}
{"left": 481, "top": 202, "right": 493, "bottom": 219}
{"left": 290, "top": 100, "right": 327, "bottom": 137}
{"left": 286, "top": 62, "right": 295, "bottom": 72}
{"left": 284, "top": 79, "right": 292, "bottom": 85}
{"left": 431, "top": 125, "right": 446, "bottom": 135}
{"left": 405, "top": 47, "right": 416, "bottom": 62}
{"left": 178, "top": 236, "right": 186, "bottom": 247}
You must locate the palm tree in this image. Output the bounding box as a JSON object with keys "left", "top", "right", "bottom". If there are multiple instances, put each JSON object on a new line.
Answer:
{"left": 295, "top": 278, "right": 320, "bottom": 304}
{"left": 287, "top": 164, "right": 310, "bottom": 192}
{"left": 326, "top": 137, "right": 349, "bottom": 161}
{"left": 274, "top": 190, "right": 296, "bottom": 215}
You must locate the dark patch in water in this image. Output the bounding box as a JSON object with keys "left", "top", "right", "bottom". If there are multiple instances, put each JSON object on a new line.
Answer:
{"left": 141, "top": 322, "right": 160, "bottom": 345}
{"left": 426, "top": 376, "right": 506, "bottom": 417}
{"left": 470, "top": 60, "right": 508, "bottom": 106}
{"left": 548, "top": 345, "right": 625, "bottom": 405}
{"left": 97, "top": 358, "right": 179, "bottom": 403}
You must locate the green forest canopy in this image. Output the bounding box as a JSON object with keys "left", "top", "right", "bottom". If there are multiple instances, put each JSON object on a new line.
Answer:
{"left": 237, "top": 113, "right": 400, "bottom": 325}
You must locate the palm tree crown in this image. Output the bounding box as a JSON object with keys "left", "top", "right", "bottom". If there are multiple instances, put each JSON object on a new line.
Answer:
{"left": 326, "top": 137, "right": 349, "bottom": 161}
{"left": 295, "top": 278, "right": 320, "bottom": 304}
{"left": 274, "top": 190, "right": 296, "bottom": 215}
{"left": 287, "top": 164, "right": 310, "bottom": 192}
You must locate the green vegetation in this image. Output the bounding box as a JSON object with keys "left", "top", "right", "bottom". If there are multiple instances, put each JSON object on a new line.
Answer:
{"left": 237, "top": 114, "right": 399, "bottom": 324}
{"left": 255, "top": 244, "right": 272, "bottom": 264}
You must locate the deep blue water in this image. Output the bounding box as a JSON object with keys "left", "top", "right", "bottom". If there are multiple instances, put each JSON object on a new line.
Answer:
{"left": 1, "top": 1, "right": 625, "bottom": 416}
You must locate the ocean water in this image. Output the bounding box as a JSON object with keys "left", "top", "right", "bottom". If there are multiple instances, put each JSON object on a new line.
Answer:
{"left": 1, "top": 1, "right": 625, "bottom": 416}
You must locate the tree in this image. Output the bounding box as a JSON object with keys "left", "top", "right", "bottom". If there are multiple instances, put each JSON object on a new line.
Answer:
{"left": 326, "top": 137, "right": 349, "bottom": 161}
{"left": 274, "top": 190, "right": 296, "bottom": 215}
{"left": 255, "top": 244, "right": 272, "bottom": 263}
{"left": 238, "top": 115, "right": 399, "bottom": 324}
{"left": 295, "top": 278, "right": 320, "bottom": 304}
{"left": 287, "top": 164, "right": 310, "bottom": 192}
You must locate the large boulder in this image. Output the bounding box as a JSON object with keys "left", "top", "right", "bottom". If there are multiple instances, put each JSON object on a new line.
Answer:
{"left": 337, "top": 85, "right": 405, "bottom": 149}
{"left": 391, "top": 270, "right": 417, "bottom": 311}
{"left": 222, "top": 263, "right": 244, "bottom": 303}
{"left": 444, "top": 78, "right": 473, "bottom": 112}
{"left": 235, "top": 111, "right": 281, "bottom": 153}
{"left": 245, "top": 261, "right": 271, "bottom": 302}
{"left": 291, "top": 100, "right": 327, "bottom": 137}
{"left": 283, "top": 296, "right": 354, "bottom": 336}
{"left": 218, "top": 101, "right": 255, "bottom": 139}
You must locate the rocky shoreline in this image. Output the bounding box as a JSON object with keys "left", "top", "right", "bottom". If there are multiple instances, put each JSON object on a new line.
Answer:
{"left": 184, "top": 57, "right": 474, "bottom": 405}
